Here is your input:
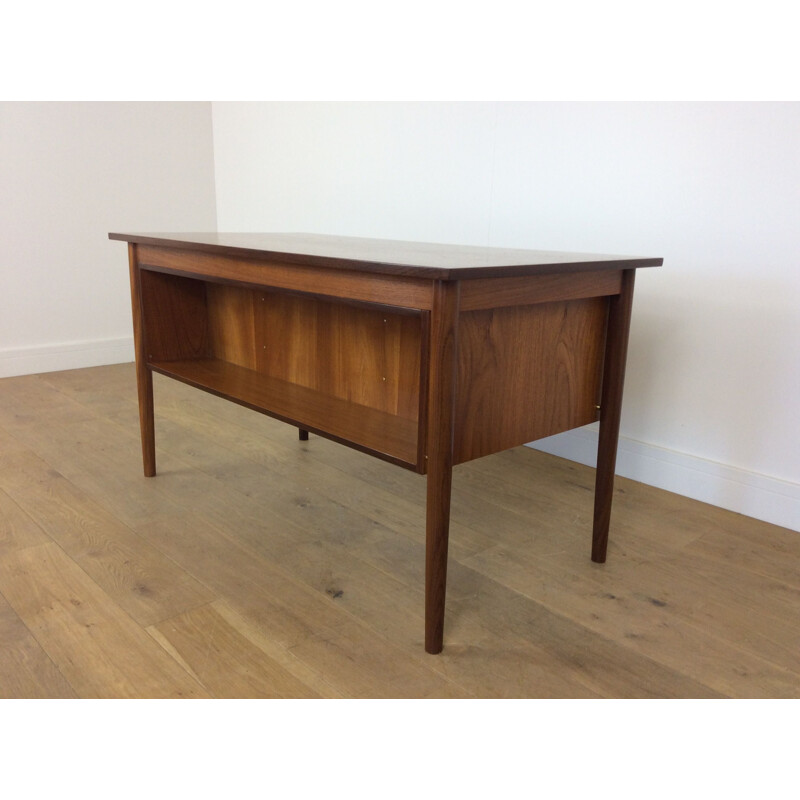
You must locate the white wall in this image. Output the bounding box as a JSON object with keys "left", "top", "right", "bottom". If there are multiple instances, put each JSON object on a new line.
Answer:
{"left": 0, "top": 102, "right": 216, "bottom": 376}
{"left": 212, "top": 102, "right": 800, "bottom": 530}
{"left": 3, "top": 101, "right": 796, "bottom": 530}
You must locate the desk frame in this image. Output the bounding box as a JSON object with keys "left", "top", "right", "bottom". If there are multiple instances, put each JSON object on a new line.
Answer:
{"left": 113, "top": 232, "right": 660, "bottom": 654}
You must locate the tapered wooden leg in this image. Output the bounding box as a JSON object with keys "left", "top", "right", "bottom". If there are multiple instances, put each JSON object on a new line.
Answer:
{"left": 298, "top": 428, "right": 309, "bottom": 441}
{"left": 128, "top": 244, "right": 156, "bottom": 477}
{"left": 592, "top": 269, "right": 636, "bottom": 562}
{"left": 135, "top": 363, "right": 156, "bottom": 477}
{"left": 425, "top": 281, "right": 460, "bottom": 654}
{"left": 426, "top": 453, "right": 454, "bottom": 654}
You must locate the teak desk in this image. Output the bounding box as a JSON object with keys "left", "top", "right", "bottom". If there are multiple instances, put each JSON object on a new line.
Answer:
{"left": 110, "top": 232, "right": 662, "bottom": 654}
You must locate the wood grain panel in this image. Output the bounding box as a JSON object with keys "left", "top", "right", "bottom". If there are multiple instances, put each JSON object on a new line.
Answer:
{"left": 253, "top": 291, "right": 423, "bottom": 420}
{"left": 460, "top": 270, "right": 622, "bottom": 311}
{"left": 255, "top": 292, "right": 321, "bottom": 392}
{"left": 327, "top": 302, "right": 422, "bottom": 419}
{"left": 453, "top": 298, "right": 607, "bottom": 464}
{"left": 136, "top": 244, "right": 434, "bottom": 309}
{"left": 139, "top": 268, "right": 209, "bottom": 362}
{"left": 206, "top": 283, "right": 257, "bottom": 370}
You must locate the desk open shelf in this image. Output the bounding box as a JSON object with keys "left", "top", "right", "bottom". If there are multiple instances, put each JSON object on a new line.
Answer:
{"left": 137, "top": 266, "right": 426, "bottom": 470}
{"left": 150, "top": 357, "right": 420, "bottom": 468}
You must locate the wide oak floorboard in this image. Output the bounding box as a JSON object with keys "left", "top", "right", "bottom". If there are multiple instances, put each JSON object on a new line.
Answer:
{"left": 0, "top": 363, "right": 796, "bottom": 698}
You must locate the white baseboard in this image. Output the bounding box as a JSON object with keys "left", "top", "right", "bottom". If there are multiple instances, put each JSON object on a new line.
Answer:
{"left": 0, "top": 337, "right": 134, "bottom": 379}
{"left": 528, "top": 428, "right": 800, "bottom": 533}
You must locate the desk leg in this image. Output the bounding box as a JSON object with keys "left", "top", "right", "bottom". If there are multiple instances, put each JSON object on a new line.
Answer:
{"left": 425, "top": 281, "right": 460, "bottom": 654}
{"left": 592, "top": 269, "right": 635, "bottom": 562}
{"left": 298, "top": 429, "right": 309, "bottom": 441}
{"left": 128, "top": 246, "right": 156, "bottom": 477}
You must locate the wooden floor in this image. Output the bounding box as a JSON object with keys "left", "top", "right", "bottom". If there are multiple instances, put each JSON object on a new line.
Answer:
{"left": 0, "top": 363, "right": 798, "bottom": 698}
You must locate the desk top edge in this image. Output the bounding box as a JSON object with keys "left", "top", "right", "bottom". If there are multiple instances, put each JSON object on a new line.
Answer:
{"left": 110, "top": 232, "right": 663, "bottom": 279}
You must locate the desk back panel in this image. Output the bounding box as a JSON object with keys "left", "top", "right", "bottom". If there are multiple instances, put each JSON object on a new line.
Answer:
{"left": 205, "top": 284, "right": 423, "bottom": 422}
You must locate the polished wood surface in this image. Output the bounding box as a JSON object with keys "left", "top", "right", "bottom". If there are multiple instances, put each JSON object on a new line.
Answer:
{"left": 248, "top": 291, "right": 423, "bottom": 421}
{"left": 139, "top": 265, "right": 210, "bottom": 362}
{"left": 459, "top": 270, "right": 622, "bottom": 311}
{"left": 112, "top": 232, "right": 662, "bottom": 653}
{"left": 128, "top": 246, "right": 156, "bottom": 477}
{"left": 454, "top": 298, "right": 606, "bottom": 464}
{"left": 593, "top": 269, "right": 636, "bottom": 563}
{"left": 206, "top": 283, "right": 258, "bottom": 369}
{"left": 424, "top": 281, "right": 461, "bottom": 653}
{"left": 136, "top": 244, "right": 435, "bottom": 309}
{"left": 110, "top": 232, "right": 662, "bottom": 279}
{"left": 1, "top": 364, "right": 798, "bottom": 697}
{"left": 150, "top": 358, "right": 420, "bottom": 468}
{"left": 205, "top": 286, "right": 423, "bottom": 421}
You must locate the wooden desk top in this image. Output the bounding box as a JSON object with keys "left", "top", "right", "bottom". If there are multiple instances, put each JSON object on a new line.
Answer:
{"left": 109, "top": 232, "right": 662, "bottom": 280}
